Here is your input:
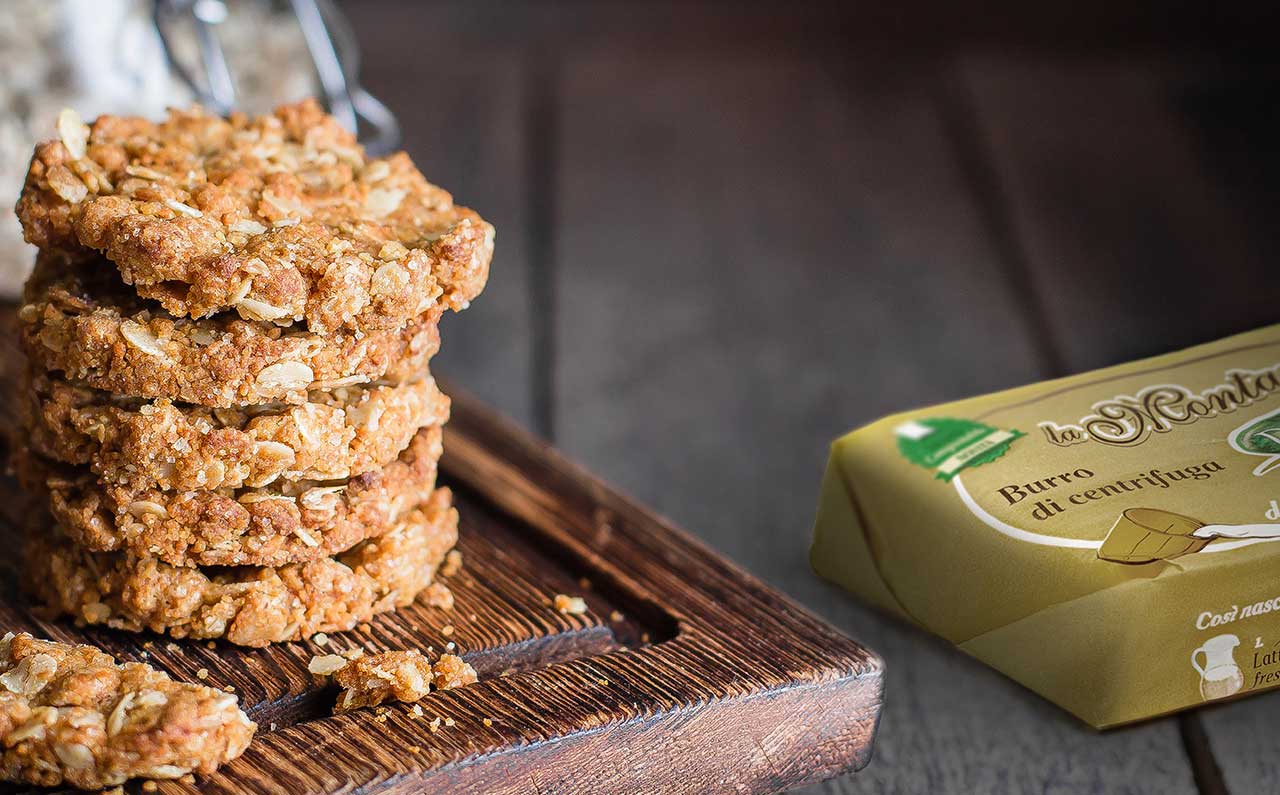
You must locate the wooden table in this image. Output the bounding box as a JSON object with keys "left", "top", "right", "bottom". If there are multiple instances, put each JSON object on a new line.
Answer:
{"left": 348, "top": 3, "right": 1280, "bottom": 791}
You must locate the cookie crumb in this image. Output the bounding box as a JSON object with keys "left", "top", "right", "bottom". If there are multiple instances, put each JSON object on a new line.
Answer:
{"left": 440, "top": 624, "right": 454, "bottom": 637}
{"left": 554, "top": 594, "right": 588, "bottom": 615}
{"left": 483, "top": 718, "right": 493, "bottom": 727}
{"left": 424, "top": 582, "right": 454, "bottom": 610}
{"left": 609, "top": 610, "right": 624, "bottom": 622}
{"left": 312, "top": 632, "right": 330, "bottom": 646}
{"left": 440, "top": 549, "right": 463, "bottom": 577}
{"left": 196, "top": 668, "right": 209, "bottom": 680}
{"left": 432, "top": 654, "right": 478, "bottom": 691}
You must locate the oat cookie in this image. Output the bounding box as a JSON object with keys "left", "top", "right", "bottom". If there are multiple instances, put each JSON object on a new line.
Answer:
{"left": 19, "top": 253, "right": 441, "bottom": 407}
{"left": 22, "top": 426, "right": 443, "bottom": 568}
{"left": 18, "top": 101, "right": 493, "bottom": 333}
{"left": 25, "top": 488, "right": 458, "bottom": 648}
{"left": 0, "top": 632, "right": 254, "bottom": 789}
{"left": 25, "top": 369, "right": 450, "bottom": 491}
{"left": 322, "top": 650, "right": 477, "bottom": 713}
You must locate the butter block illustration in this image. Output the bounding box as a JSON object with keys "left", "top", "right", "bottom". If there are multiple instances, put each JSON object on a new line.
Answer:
{"left": 1098, "top": 508, "right": 1280, "bottom": 563}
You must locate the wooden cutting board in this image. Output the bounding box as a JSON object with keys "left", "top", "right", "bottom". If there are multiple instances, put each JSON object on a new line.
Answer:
{"left": 0, "top": 311, "right": 883, "bottom": 795}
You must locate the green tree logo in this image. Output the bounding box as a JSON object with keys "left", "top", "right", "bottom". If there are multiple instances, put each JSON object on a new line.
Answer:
{"left": 1229, "top": 408, "right": 1280, "bottom": 476}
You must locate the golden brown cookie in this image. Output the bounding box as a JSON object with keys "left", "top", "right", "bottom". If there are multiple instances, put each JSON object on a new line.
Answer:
{"left": 0, "top": 632, "right": 254, "bottom": 789}
{"left": 19, "top": 252, "right": 441, "bottom": 407}
{"left": 20, "top": 426, "right": 443, "bottom": 568}
{"left": 24, "top": 369, "right": 450, "bottom": 492}
{"left": 17, "top": 101, "right": 493, "bottom": 334}
{"left": 24, "top": 488, "right": 458, "bottom": 648}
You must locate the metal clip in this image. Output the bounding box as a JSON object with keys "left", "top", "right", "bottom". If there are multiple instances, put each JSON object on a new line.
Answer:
{"left": 153, "top": 0, "right": 400, "bottom": 154}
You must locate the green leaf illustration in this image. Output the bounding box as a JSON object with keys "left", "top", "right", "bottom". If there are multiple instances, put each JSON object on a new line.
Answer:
{"left": 1237, "top": 413, "right": 1280, "bottom": 456}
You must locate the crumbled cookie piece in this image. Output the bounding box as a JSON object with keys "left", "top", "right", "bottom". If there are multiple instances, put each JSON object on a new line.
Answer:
{"left": 423, "top": 583, "right": 454, "bottom": 610}
{"left": 20, "top": 426, "right": 442, "bottom": 568}
{"left": 19, "top": 252, "right": 441, "bottom": 407}
{"left": 430, "top": 654, "right": 478, "bottom": 692}
{"left": 24, "top": 489, "right": 459, "bottom": 648}
{"left": 440, "top": 549, "right": 462, "bottom": 578}
{"left": 25, "top": 369, "right": 449, "bottom": 491}
{"left": 0, "top": 632, "right": 254, "bottom": 789}
{"left": 332, "top": 651, "right": 431, "bottom": 712}
{"left": 553, "top": 594, "right": 588, "bottom": 615}
{"left": 18, "top": 101, "right": 493, "bottom": 333}
{"left": 326, "top": 650, "right": 477, "bottom": 713}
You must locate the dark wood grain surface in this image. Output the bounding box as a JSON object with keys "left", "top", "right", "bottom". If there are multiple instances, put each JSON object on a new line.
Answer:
{"left": 344, "top": 2, "right": 1280, "bottom": 792}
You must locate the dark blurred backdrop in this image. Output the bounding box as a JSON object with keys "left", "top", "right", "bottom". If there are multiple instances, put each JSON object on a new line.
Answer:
{"left": 343, "top": 3, "right": 1280, "bottom": 792}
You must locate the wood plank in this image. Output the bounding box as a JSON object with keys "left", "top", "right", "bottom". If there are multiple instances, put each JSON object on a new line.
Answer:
{"left": 961, "top": 55, "right": 1280, "bottom": 794}
{"left": 352, "top": 23, "right": 538, "bottom": 429}
{"left": 551, "top": 47, "right": 1199, "bottom": 793}
{"left": 0, "top": 321, "right": 880, "bottom": 794}
{"left": 959, "top": 56, "right": 1278, "bottom": 372}
{"left": 340, "top": 0, "right": 1279, "bottom": 50}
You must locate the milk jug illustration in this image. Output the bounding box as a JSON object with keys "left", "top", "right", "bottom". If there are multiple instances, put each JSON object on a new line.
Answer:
{"left": 1192, "top": 634, "right": 1244, "bottom": 701}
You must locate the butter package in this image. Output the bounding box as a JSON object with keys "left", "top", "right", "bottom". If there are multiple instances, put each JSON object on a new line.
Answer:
{"left": 812, "top": 325, "right": 1280, "bottom": 728}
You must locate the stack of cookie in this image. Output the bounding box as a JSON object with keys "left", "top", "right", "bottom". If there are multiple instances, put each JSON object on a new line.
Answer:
{"left": 9, "top": 101, "right": 493, "bottom": 647}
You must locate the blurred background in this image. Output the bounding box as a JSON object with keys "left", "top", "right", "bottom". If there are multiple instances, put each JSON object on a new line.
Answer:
{"left": 4, "top": 2, "right": 1280, "bottom": 792}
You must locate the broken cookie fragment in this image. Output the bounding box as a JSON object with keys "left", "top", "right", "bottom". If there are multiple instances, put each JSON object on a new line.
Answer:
{"left": 429, "top": 652, "right": 478, "bottom": 692}
{"left": 553, "top": 593, "right": 588, "bottom": 615}
{"left": 312, "top": 650, "right": 477, "bottom": 713}
{"left": 0, "top": 632, "right": 254, "bottom": 790}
